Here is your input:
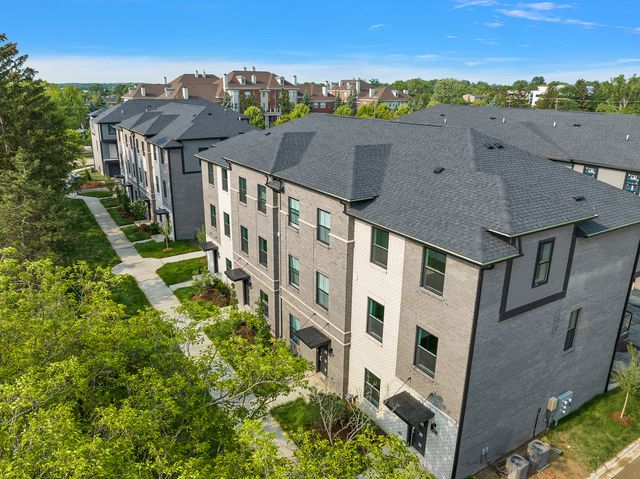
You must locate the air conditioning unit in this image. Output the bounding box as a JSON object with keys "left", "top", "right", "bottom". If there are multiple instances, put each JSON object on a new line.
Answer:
{"left": 528, "top": 440, "right": 551, "bottom": 470}
{"left": 506, "top": 454, "right": 529, "bottom": 479}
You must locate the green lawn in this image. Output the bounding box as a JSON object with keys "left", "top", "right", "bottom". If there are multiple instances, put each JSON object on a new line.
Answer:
{"left": 107, "top": 207, "right": 135, "bottom": 226}
{"left": 78, "top": 190, "right": 112, "bottom": 198}
{"left": 543, "top": 389, "right": 640, "bottom": 470}
{"left": 90, "top": 170, "right": 110, "bottom": 182}
{"left": 121, "top": 225, "right": 152, "bottom": 242}
{"left": 157, "top": 257, "right": 207, "bottom": 285}
{"left": 111, "top": 275, "right": 151, "bottom": 317}
{"left": 135, "top": 240, "right": 200, "bottom": 258}
{"left": 100, "top": 197, "right": 120, "bottom": 208}
{"left": 61, "top": 199, "right": 121, "bottom": 268}
{"left": 173, "top": 286, "right": 218, "bottom": 312}
{"left": 270, "top": 398, "right": 320, "bottom": 436}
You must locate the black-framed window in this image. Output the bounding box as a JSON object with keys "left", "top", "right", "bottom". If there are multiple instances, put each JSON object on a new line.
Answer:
{"left": 317, "top": 209, "right": 331, "bottom": 245}
{"left": 225, "top": 258, "right": 232, "bottom": 271}
{"left": 258, "top": 236, "right": 268, "bottom": 267}
{"left": 370, "top": 227, "right": 389, "bottom": 268}
{"left": 364, "top": 368, "right": 381, "bottom": 407}
{"left": 414, "top": 327, "right": 438, "bottom": 377}
{"left": 583, "top": 166, "right": 598, "bottom": 178}
{"left": 107, "top": 124, "right": 116, "bottom": 135}
{"left": 209, "top": 204, "right": 217, "bottom": 228}
{"left": 288, "top": 255, "right": 300, "bottom": 288}
{"left": 155, "top": 176, "right": 159, "bottom": 192}
{"left": 239, "top": 177, "right": 247, "bottom": 204}
{"left": 366, "top": 298, "right": 384, "bottom": 342}
{"left": 260, "top": 290, "right": 269, "bottom": 318}
{"left": 316, "top": 272, "right": 329, "bottom": 310}
{"left": 624, "top": 172, "right": 640, "bottom": 195}
{"left": 564, "top": 309, "right": 580, "bottom": 351}
{"left": 162, "top": 180, "right": 167, "bottom": 198}
{"left": 207, "top": 163, "right": 215, "bottom": 185}
{"left": 290, "top": 314, "right": 300, "bottom": 344}
{"left": 222, "top": 169, "right": 229, "bottom": 192}
{"left": 257, "top": 185, "right": 267, "bottom": 213}
{"left": 288, "top": 197, "right": 300, "bottom": 228}
{"left": 240, "top": 225, "right": 249, "bottom": 254}
{"left": 223, "top": 212, "right": 230, "bottom": 237}
{"left": 422, "top": 248, "right": 446, "bottom": 295}
{"left": 533, "top": 239, "right": 554, "bottom": 288}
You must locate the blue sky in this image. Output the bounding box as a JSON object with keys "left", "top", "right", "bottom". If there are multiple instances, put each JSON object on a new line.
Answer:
{"left": 7, "top": 0, "right": 640, "bottom": 83}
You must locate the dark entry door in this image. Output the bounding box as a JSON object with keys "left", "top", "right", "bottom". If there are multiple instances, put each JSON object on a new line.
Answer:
{"left": 410, "top": 422, "right": 427, "bottom": 455}
{"left": 316, "top": 345, "right": 328, "bottom": 376}
{"left": 242, "top": 281, "right": 250, "bottom": 305}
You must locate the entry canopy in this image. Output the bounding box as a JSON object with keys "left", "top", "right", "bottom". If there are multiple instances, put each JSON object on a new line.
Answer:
{"left": 225, "top": 268, "right": 250, "bottom": 282}
{"left": 384, "top": 391, "right": 435, "bottom": 426}
{"left": 296, "top": 326, "right": 331, "bottom": 349}
{"left": 199, "top": 241, "right": 217, "bottom": 252}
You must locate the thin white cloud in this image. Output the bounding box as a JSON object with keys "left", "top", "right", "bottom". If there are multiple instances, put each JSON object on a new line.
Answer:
{"left": 453, "top": 0, "right": 498, "bottom": 9}
{"left": 368, "top": 24, "right": 385, "bottom": 30}
{"left": 484, "top": 17, "right": 504, "bottom": 27}
{"left": 445, "top": 35, "right": 460, "bottom": 39}
{"left": 518, "top": 43, "right": 531, "bottom": 47}
{"left": 415, "top": 54, "right": 439, "bottom": 60}
{"left": 498, "top": 6, "right": 634, "bottom": 31}
{"left": 618, "top": 58, "right": 640, "bottom": 63}
{"left": 474, "top": 37, "right": 500, "bottom": 45}
{"left": 465, "top": 61, "right": 483, "bottom": 66}
{"left": 516, "top": 2, "right": 572, "bottom": 10}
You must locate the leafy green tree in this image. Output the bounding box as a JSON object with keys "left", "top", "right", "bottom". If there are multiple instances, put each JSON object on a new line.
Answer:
{"left": 535, "top": 84, "right": 559, "bottom": 110}
{"left": 369, "top": 78, "right": 383, "bottom": 87}
{"left": 574, "top": 79, "right": 591, "bottom": 111}
{"left": 244, "top": 105, "right": 265, "bottom": 129}
{"left": 612, "top": 344, "right": 640, "bottom": 419}
{"left": 221, "top": 92, "right": 232, "bottom": 109}
{"left": 374, "top": 103, "right": 394, "bottom": 119}
{"left": 46, "top": 84, "right": 88, "bottom": 130}
{"left": 530, "top": 76, "right": 545, "bottom": 87}
{"left": 431, "top": 78, "right": 467, "bottom": 105}
{"left": 278, "top": 89, "right": 293, "bottom": 115}
{"left": 158, "top": 216, "right": 172, "bottom": 250}
{"left": 334, "top": 104, "right": 354, "bottom": 116}
{"left": 274, "top": 103, "right": 311, "bottom": 126}
{"left": 356, "top": 103, "right": 375, "bottom": 118}
{"left": 394, "top": 103, "right": 412, "bottom": 117}
{"left": 240, "top": 94, "right": 258, "bottom": 113}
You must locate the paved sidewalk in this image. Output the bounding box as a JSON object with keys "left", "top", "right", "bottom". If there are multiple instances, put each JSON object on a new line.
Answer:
{"left": 589, "top": 437, "right": 640, "bottom": 479}
{"left": 77, "top": 195, "right": 297, "bottom": 457}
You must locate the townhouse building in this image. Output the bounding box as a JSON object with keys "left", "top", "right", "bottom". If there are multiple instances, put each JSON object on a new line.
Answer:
{"left": 329, "top": 78, "right": 373, "bottom": 100}
{"left": 115, "top": 99, "right": 254, "bottom": 240}
{"left": 196, "top": 114, "right": 640, "bottom": 479}
{"left": 357, "top": 86, "right": 412, "bottom": 110}
{"left": 123, "top": 71, "right": 219, "bottom": 102}
{"left": 297, "top": 83, "right": 335, "bottom": 113}
{"left": 216, "top": 67, "right": 299, "bottom": 125}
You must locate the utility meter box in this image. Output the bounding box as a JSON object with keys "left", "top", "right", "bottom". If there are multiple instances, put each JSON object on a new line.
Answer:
{"left": 553, "top": 390, "right": 573, "bottom": 424}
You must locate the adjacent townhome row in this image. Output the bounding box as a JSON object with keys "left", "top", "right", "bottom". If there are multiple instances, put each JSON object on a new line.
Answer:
{"left": 195, "top": 114, "right": 640, "bottom": 479}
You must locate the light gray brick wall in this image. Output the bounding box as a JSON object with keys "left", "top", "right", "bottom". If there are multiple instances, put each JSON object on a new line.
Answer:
{"left": 456, "top": 224, "right": 640, "bottom": 478}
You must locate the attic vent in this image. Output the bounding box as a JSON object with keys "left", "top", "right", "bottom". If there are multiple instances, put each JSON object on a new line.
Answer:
{"left": 489, "top": 116, "right": 496, "bottom": 120}
{"left": 483, "top": 141, "right": 504, "bottom": 150}
{"left": 439, "top": 114, "right": 446, "bottom": 117}
{"left": 433, "top": 166, "right": 445, "bottom": 174}
{"left": 573, "top": 195, "right": 585, "bottom": 202}
{"left": 264, "top": 131, "right": 271, "bottom": 136}
{"left": 207, "top": 112, "right": 212, "bottom": 115}
{"left": 573, "top": 123, "right": 581, "bottom": 127}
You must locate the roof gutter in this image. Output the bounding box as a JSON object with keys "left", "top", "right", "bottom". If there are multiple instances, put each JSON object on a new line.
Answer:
{"left": 486, "top": 214, "right": 599, "bottom": 239}
{"left": 583, "top": 219, "right": 640, "bottom": 238}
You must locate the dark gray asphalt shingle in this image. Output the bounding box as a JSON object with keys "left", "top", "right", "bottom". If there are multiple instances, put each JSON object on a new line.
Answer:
{"left": 196, "top": 114, "right": 640, "bottom": 265}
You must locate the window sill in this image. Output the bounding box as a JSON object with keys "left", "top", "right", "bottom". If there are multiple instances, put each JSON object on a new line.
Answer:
{"left": 316, "top": 240, "right": 331, "bottom": 249}
{"left": 419, "top": 286, "right": 445, "bottom": 301}
{"left": 412, "top": 364, "right": 435, "bottom": 380}
{"left": 369, "top": 261, "right": 388, "bottom": 273}
{"left": 562, "top": 347, "right": 575, "bottom": 356}
{"left": 365, "top": 333, "right": 383, "bottom": 346}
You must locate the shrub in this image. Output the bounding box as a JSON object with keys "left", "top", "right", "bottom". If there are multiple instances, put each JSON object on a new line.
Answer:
{"left": 130, "top": 199, "right": 147, "bottom": 221}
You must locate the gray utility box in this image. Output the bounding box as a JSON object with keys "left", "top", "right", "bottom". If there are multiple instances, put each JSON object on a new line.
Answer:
{"left": 506, "top": 454, "right": 529, "bottom": 479}
{"left": 553, "top": 390, "right": 574, "bottom": 424}
{"left": 528, "top": 440, "right": 551, "bottom": 469}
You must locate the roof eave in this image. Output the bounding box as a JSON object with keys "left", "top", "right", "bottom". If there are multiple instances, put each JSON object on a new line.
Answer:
{"left": 486, "top": 214, "right": 599, "bottom": 239}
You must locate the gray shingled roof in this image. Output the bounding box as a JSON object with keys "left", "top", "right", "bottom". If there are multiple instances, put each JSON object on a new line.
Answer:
{"left": 92, "top": 99, "right": 166, "bottom": 125}
{"left": 400, "top": 104, "right": 640, "bottom": 172}
{"left": 115, "top": 99, "right": 255, "bottom": 147}
{"left": 196, "top": 114, "right": 640, "bottom": 265}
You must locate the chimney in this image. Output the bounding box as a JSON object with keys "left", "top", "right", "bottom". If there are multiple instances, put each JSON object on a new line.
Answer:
{"left": 196, "top": 69, "right": 199, "bottom": 78}
{"left": 223, "top": 73, "right": 228, "bottom": 91}
{"left": 251, "top": 73, "right": 257, "bottom": 84}
{"left": 252, "top": 66, "right": 256, "bottom": 71}
{"left": 322, "top": 86, "right": 328, "bottom": 96}
{"left": 164, "top": 76, "right": 167, "bottom": 85}
{"left": 325, "top": 80, "right": 330, "bottom": 87}
{"left": 244, "top": 66, "right": 247, "bottom": 71}
{"left": 392, "top": 89, "right": 398, "bottom": 97}
{"left": 203, "top": 69, "right": 206, "bottom": 77}
{"left": 293, "top": 75, "right": 298, "bottom": 85}
{"left": 356, "top": 81, "right": 361, "bottom": 93}
{"left": 141, "top": 86, "right": 146, "bottom": 97}
{"left": 369, "top": 88, "right": 375, "bottom": 98}
{"left": 182, "top": 86, "right": 189, "bottom": 99}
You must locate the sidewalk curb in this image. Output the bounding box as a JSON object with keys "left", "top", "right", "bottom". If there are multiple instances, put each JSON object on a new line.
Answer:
{"left": 588, "top": 437, "right": 640, "bottom": 479}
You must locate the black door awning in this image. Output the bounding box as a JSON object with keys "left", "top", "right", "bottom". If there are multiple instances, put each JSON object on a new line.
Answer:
{"left": 296, "top": 326, "right": 331, "bottom": 349}
{"left": 225, "top": 268, "right": 250, "bottom": 282}
{"left": 384, "top": 391, "right": 434, "bottom": 426}
{"left": 154, "top": 207, "right": 170, "bottom": 216}
{"left": 199, "top": 241, "right": 218, "bottom": 252}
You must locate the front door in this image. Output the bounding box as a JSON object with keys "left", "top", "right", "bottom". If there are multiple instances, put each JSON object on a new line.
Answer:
{"left": 316, "top": 345, "right": 328, "bottom": 376}
{"left": 242, "top": 280, "right": 250, "bottom": 305}
{"left": 410, "top": 422, "right": 427, "bottom": 456}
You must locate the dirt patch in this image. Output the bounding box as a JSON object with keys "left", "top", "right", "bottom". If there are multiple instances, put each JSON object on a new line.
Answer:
{"left": 79, "top": 181, "right": 105, "bottom": 189}
{"left": 611, "top": 411, "right": 632, "bottom": 426}
{"left": 192, "top": 287, "right": 230, "bottom": 307}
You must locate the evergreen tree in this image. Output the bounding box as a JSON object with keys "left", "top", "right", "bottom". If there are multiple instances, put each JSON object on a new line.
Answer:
{"left": 574, "top": 79, "right": 591, "bottom": 111}
{"left": 302, "top": 92, "right": 312, "bottom": 110}
{"left": 346, "top": 93, "right": 357, "bottom": 113}
{"left": 535, "top": 84, "right": 559, "bottom": 110}
{"left": 333, "top": 95, "right": 344, "bottom": 111}
{"left": 278, "top": 89, "right": 292, "bottom": 115}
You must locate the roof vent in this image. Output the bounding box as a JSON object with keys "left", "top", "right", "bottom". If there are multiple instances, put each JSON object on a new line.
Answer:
{"left": 553, "top": 121, "right": 557, "bottom": 127}
{"left": 433, "top": 166, "right": 445, "bottom": 174}
{"left": 483, "top": 141, "right": 504, "bottom": 150}
{"left": 489, "top": 116, "right": 496, "bottom": 120}
{"left": 573, "top": 123, "right": 581, "bottom": 127}
{"left": 444, "top": 118, "right": 447, "bottom": 124}
{"left": 265, "top": 131, "right": 271, "bottom": 136}
{"left": 573, "top": 195, "right": 585, "bottom": 202}
{"left": 626, "top": 134, "right": 630, "bottom": 141}
{"left": 439, "top": 114, "right": 446, "bottom": 117}
{"left": 207, "top": 112, "right": 212, "bottom": 115}
{"left": 483, "top": 142, "right": 495, "bottom": 150}
{"left": 502, "top": 118, "right": 506, "bottom": 123}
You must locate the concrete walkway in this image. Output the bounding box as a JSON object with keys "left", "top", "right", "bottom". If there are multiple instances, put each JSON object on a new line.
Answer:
{"left": 77, "top": 194, "right": 297, "bottom": 457}
{"left": 589, "top": 437, "right": 640, "bottom": 479}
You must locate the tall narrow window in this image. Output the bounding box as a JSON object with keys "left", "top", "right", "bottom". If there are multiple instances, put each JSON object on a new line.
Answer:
{"left": 155, "top": 176, "right": 159, "bottom": 192}
{"left": 317, "top": 209, "right": 331, "bottom": 245}
{"left": 240, "top": 226, "right": 249, "bottom": 254}
{"left": 260, "top": 290, "right": 269, "bottom": 318}
{"left": 316, "top": 272, "right": 329, "bottom": 310}
{"left": 366, "top": 298, "right": 384, "bottom": 342}
{"left": 225, "top": 258, "right": 232, "bottom": 271}
{"left": 364, "top": 369, "right": 381, "bottom": 407}
{"left": 239, "top": 177, "right": 247, "bottom": 204}
{"left": 289, "top": 255, "right": 300, "bottom": 288}
{"left": 209, "top": 204, "right": 217, "bottom": 228}
{"left": 257, "top": 185, "right": 267, "bottom": 213}
{"left": 533, "top": 239, "right": 554, "bottom": 287}
{"left": 288, "top": 197, "right": 300, "bottom": 229}
{"left": 222, "top": 169, "right": 229, "bottom": 191}
{"left": 290, "top": 314, "right": 300, "bottom": 345}
{"left": 422, "top": 248, "right": 446, "bottom": 295}
{"left": 207, "top": 163, "right": 215, "bottom": 185}
{"left": 223, "top": 212, "right": 230, "bottom": 237}
{"left": 162, "top": 180, "right": 167, "bottom": 198}
{"left": 258, "top": 237, "right": 268, "bottom": 267}
{"left": 370, "top": 227, "right": 389, "bottom": 268}
{"left": 414, "top": 327, "right": 438, "bottom": 377}
{"left": 564, "top": 309, "right": 580, "bottom": 351}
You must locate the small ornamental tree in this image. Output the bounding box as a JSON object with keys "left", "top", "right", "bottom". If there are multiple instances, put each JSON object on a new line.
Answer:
{"left": 394, "top": 103, "right": 412, "bottom": 118}
{"left": 243, "top": 106, "right": 265, "bottom": 129}
{"left": 130, "top": 199, "right": 147, "bottom": 221}
{"left": 356, "top": 103, "right": 375, "bottom": 118}
{"left": 158, "top": 216, "right": 172, "bottom": 251}
{"left": 612, "top": 343, "right": 640, "bottom": 419}
{"left": 374, "top": 103, "right": 394, "bottom": 119}
{"left": 346, "top": 94, "right": 357, "bottom": 113}
{"left": 333, "top": 95, "right": 344, "bottom": 111}
{"left": 302, "top": 92, "right": 312, "bottom": 110}
{"left": 334, "top": 104, "right": 354, "bottom": 116}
